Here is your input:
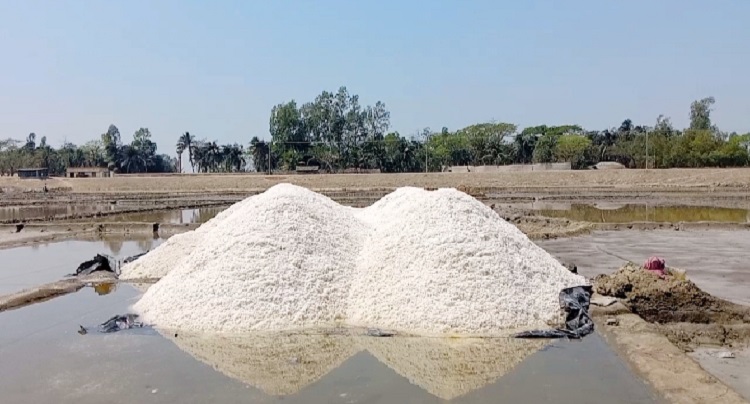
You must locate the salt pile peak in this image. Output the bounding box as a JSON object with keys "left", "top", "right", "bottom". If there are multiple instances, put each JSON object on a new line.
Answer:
{"left": 130, "top": 183, "right": 586, "bottom": 335}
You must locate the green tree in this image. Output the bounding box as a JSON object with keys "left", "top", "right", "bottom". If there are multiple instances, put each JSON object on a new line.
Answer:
{"left": 460, "top": 122, "right": 517, "bottom": 165}
{"left": 249, "top": 137, "right": 272, "bottom": 173}
{"left": 101, "top": 124, "right": 122, "bottom": 171}
{"left": 177, "top": 132, "right": 195, "bottom": 172}
{"left": 555, "top": 135, "right": 592, "bottom": 168}
{"left": 689, "top": 97, "right": 716, "bottom": 131}
{"left": 532, "top": 134, "right": 557, "bottom": 163}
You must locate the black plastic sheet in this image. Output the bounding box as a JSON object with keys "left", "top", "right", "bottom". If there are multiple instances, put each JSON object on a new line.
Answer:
{"left": 514, "top": 285, "right": 595, "bottom": 339}
{"left": 123, "top": 251, "right": 148, "bottom": 264}
{"left": 71, "top": 254, "right": 114, "bottom": 277}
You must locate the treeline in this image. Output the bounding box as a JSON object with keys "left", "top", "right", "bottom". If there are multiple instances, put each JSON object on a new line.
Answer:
{"left": 1, "top": 89, "right": 748, "bottom": 176}
{"left": 264, "top": 90, "right": 750, "bottom": 172}
{"left": 0, "top": 126, "right": 176, "bottom": 176}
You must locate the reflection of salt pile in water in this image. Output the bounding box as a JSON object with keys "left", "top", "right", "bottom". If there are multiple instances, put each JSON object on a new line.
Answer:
{"left": 160, "top": 332, "right": 545, "bottom": 398}
{"left": 160, "top": 332, "right": 358, "bottom": 396}
{"left": 129, "top": 184, "right": 586, "bottom": 334}
{"left": 361, "top": 336, "right": 546, "bottom": 400}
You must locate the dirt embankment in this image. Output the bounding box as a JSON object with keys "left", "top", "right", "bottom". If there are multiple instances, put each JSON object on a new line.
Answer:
{"left": 593, "top": 264, "right": 750, "bottom": 403}
{"left": 595, "top": 263, "right": 750, "bottom": 324}
{"left": 594, "top": 263, "right": 750, "bottom": 351}
{"left": 0, "top": 272, "right": 117, "bottom": 313}
{"left": 2, "top": 168, "right": 750, "bottom": 193}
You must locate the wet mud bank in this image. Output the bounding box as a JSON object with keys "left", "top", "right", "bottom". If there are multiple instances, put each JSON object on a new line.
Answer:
{"left": 591, "top": 264, "right": 750, "bottom": 403}
{"left": 0, "top": 273, "right": 117, "bottom": 313}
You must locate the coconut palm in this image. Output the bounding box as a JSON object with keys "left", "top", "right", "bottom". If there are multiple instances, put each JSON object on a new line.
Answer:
{"left": 178, "top": 132, "right": 195, "bottom": 172}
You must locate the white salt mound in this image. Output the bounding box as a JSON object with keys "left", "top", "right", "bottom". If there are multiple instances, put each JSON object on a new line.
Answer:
{"left": 132, "top": 184, "right": 366, "bottom": 332}
{"left": 131, "top": 184, "right": 586, "bottom": 335}
{"left": 348, "top": 187, "right": 581, "bottom": 334}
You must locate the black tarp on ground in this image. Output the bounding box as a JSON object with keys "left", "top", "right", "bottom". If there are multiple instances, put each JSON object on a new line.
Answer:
{"left": 514, "top": 285, "right": 595, "bottom": 339}
{"left": 72, "top": 254, "right": 114, "bottom": 276}
{"left": 123, "top": 251, "right": 148, "bottom": 264}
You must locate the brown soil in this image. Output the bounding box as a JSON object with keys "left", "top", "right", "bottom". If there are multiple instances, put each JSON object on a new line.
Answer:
{"left": 661, "top": 323, "right": 750, "bottom": 351}
{"left": 594, "top": 263, "right": 750, "bottom": 324}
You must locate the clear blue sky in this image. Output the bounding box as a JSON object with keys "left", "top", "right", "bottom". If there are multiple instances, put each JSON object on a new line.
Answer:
{"left": 1, "top": 0, "right": 748, "bottom": 151}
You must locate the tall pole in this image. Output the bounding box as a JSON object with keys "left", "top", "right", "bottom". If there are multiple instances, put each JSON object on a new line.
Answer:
{"left": 645, "top": 130, "right": 649, "bottom": 169}
{"left": 424, "top": 134, "right": 429, "bottom": 173}
{"left": 268, "top": 141, "right": 271, "bottom": 175}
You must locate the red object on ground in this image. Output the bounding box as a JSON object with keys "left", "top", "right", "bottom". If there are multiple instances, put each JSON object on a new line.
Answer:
{"left": 643, "top": 256, "right": 667, "bottom": 277}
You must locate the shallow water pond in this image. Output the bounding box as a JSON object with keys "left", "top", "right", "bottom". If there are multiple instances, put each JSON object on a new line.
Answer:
{"left": 0, "top": 237, "right": 163, "bottom": 295}
{"left": 94, "top": 206, "right": 226, "bottom": 224}
{"left": 0, "top": 285, "right": 661, "bottom": 404}
{"left": 539, "top": 204, "right": 750, "bottom": 223}
{"left": 0, "top": 204, "right": 120, "bottom": 221}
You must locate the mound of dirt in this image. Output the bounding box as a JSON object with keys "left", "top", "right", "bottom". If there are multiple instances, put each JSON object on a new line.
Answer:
{"left": 594, "top": 263, "right": 750, "bottom": 324}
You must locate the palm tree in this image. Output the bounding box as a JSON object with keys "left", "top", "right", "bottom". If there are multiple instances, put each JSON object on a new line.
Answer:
{"left": 178, "top": 132, "right": 195, "bottom": 172}
{"left": 249, "top": 137, "right": 270, "bottom": 173}
{"left": 221, "top": 144, "right": 245, "bottom": 172}
{"left": 205, "top": 141, "right": 221, "bottom": 172}
{"left": 119, "top": 145, "right": 139, "bottom": 173}
{"left": 191, "top": 141, "right": 206, "bottom": 172}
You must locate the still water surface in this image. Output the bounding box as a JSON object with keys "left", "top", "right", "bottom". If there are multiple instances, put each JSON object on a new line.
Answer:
{"left": 0, "top": 238, "right": 163, "bottom": 295}
{"left": 539, "top": 204, "right": 750, "bottom": 223}
{"left": 0, "top": 284, "right": 660, "bottom": 404}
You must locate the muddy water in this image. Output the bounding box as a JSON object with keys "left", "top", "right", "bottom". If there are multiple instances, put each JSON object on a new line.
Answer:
{"left": 0, "top": 237, "right": 163, "bottom": 295}
{"left": 98, "top": 206, "right": 226, "bottom": 224}
{"left": 0, "top": 285, "right": 660, "bottom": 404}
{"left": 538, "top": 204, "right": 750, "bottom": 223}
{"left": 538, "top": 230, "right": 750, "bottom": 305}
{"left": 0, "top": 204, "right": 119, "bottom": 221}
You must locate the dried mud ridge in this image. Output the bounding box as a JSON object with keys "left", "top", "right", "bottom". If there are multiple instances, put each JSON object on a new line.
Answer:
{"left": 0, "top": 273, "right": 117, "bottom": 313}
{"left": 595, "top": 263, "right": 750, "bottom": 351}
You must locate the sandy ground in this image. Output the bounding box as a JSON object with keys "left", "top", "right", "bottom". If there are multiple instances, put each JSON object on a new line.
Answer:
{"left": 2, "top": 168, "right": 750, "bottom": 193}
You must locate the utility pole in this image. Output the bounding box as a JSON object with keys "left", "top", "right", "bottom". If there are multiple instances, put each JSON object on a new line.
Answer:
{"left": 424, "top": 132, "right": 430, "bottom": 173}
{"left": 267, "top": 141, "right": 272, "bottom": 175}
{"left": 425, "top": 143, "right": 428, "bottom": 173}
{"left": 645, "top": 130, "right": 649, "bottom": 169}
